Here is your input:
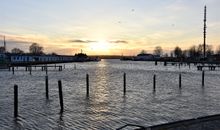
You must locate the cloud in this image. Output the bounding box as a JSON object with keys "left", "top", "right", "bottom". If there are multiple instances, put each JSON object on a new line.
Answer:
{"left": 109, "top": 40, "right": 128, "bottom": 44}
{"left": 68, "top": 39, "right": 97, "bottom": 43}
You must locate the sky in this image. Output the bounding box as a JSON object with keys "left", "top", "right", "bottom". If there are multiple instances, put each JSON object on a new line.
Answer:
{"left": 0, "top": 0, "right": 220, "bottom": 55}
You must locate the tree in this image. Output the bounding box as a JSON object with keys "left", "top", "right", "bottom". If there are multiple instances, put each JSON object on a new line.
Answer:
{"left": 206, "top": 45, "right": 214, "bottom": 57}
{"left": 196, "top": 44, "right": 203, "bottom": 57}
{"left": 140, "top": 50, "right": 147, "bottom": 54}
{"left": 153, "top": 46, "right": 163, "bottom": 56}
{"left": 29, "top": 43, "right": 44, "bottom": 54}
{"left": 216, "top": 45, "right": 220, "bottom": 54}
{"left": 11, "top": 48, "right": 24, "bottom": 54}
{"left": 0, "top": 47, "right": 5, "bottom": 53}
{"left": 173, "top": 46, "right": 182, "bottom": 58}
{"left": 188, "top": 45, "right": 197, "bottom": 58}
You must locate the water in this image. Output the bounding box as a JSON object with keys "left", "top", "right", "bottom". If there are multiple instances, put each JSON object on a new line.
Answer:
{"left": 0, "top": 59, "right": 220, "bottom": 130}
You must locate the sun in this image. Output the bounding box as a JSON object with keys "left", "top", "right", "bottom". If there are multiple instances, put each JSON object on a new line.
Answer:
{"left": 89, "top": 40, "right": 111, "bottom": 51}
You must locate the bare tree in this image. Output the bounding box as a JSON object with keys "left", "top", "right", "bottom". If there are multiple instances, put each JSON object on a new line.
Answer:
{"left": 174, "top": 46, "right": 182, "bottom": 58}
{"left": 140, "top": 50, "right": 147, "bottom": 54}
{"left": 11, "top": 48, "right": 24, "bottom": 54}
{"left": 0, "top": 47, "right": 5, "bottom": 53}
{"left": 206, "top": 45, "right": 214, "bottom": 57}
{"left": 29, "top": 43, "right": 44, "bottom": 54}
{"left": 153, "top": 46, "right": 163, "bottom": 56}
{"left": 216, "top": 45, "right": 220, "bottom": 54}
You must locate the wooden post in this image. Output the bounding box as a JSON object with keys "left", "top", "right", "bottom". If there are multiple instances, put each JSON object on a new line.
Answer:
{"left": 202, "top": 70, "right": 205, "bottom": 86}
{"left": 58, "top": 80, "right": 64, "bottom": 113}
{"left": 14, "top": 84, "right": 18, "bottom": 117}
{"left": 153, "top": 75, "right": 156, "bottom": 91}
{"left": 46, "top": 67, "right": 48, "bottom": 75}
{"left": 164, "top": 61, "right": 167, "bottom": 66}
{"left": 45, "top": 76, "right": 49, "bottom": 99}
{"left": 155, "top": 61, "right": 158, "bottom": 66}
{"left": 64, "top": 64, "right": 65, "bottom": 69}
{"left": 29, "top": 66, "right": 32, "bottom": 75}
{"left": 179, "top": 73, "right": 181, "bottom": 89}
{"left": 12, "top": 67, "right": 14, "bottom": 75}
{"left": 123, "top": 73, "right": 126, "bottom": 94}
{"left": 86, "top": 74, "right": 89, "bottom": 96}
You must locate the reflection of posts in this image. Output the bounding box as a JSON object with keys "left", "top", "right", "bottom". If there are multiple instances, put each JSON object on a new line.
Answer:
{"left": 202, "top": 71, "right": 205, "bottom": 86}
{"left": 58, "top": 80, "right": 64, "bottom": 113}
{"left": 12, "top": 67, "right": 14, "bottom": 75}
{"left": 179, "top": 74, "right": 182, "bottom": 89}
{"left": 14, "top": 84, "right": 18, "bottom": 117}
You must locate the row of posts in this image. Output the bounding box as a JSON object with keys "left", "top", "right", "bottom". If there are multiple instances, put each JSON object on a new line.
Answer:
{"left": 10, "top": 65, "right": 63, "bottom": 75}
{"left": 13, "top": 71, "right": 205, "bottom": 118}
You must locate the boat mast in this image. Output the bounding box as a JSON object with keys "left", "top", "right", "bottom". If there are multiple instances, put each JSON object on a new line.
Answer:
{"left": 203, "top": 6, "right": 207, "bottom": 59}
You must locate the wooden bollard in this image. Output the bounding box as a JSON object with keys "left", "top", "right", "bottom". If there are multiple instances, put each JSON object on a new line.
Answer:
{"left": 153, "top": 75, "right": 156, "bottom": 91}
{"left": 155, "top": 61, "right": 158, "bottom": 66}
{"left": 123, "top": 73, "right": 126, "bottom": 94}
{"left": 29, "top": 66, "right": 32, "bottom": 75}
{"left": 12, "top": 67, "right": 15, "bottom": 75}
{"left": 64, "top": 64, "right": 65, "bottom": 69}
{"left": 179, "top": 73, "right": 181, "bottom": 89}
{"left": 58, "top": 80, "right": 64, "bottom": 113}
{"left": 202, "top": 71, "right": 205, "bottom": 86}
{"left": 14, "top": 84, "right": 18, "bottom": 117}
{"left": 45, "top": 76, "right": 49, "bottom": 99}
{"left": 164, "top": 61, "right": 167, "bottom": 66}
{"left": 86, "top": 74, "right": 89, "bottom": 96}
{"left": 46, "top": 67, "right": 48, "bottom": 75}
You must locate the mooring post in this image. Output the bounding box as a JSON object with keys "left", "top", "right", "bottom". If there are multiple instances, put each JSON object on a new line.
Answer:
{"left": 64, "top": 64, "right": 65, "bottom": 69}
{"left": 46, "top": 66, "right": 48, "bottom": 75}
{"left": 58, "top": 80, "right": 64, "bottom": 113}
{"left": 14, "top": 84, "right": 18, "bottom": 117}
{"left": 179, "top": 73, "right": 182, "bottom": 89}
{"left": 155, "top": 61, "right": 158, "bottom": 66}
{"left": 29, "top": 66, "right": 32, "bottom": 75}
{"left": 86, "top": 74, "right": 89, "bottom": 96}
{"left": 45, "top": 76, "right": 49, "bottom": 99}
{"left": 123, "top": 73, "right": 126, "bottom": 94}
{"left": 153, "top": 75, "right": 156, "bottom": 91}
{"left": 12, "top": 67, "right": 14, "bottom": 75}
{"left": 164, "top": 61, "right": 167, "bottom": 66}
{"left": 74, "top": 64, "right": 76, "bottom": 70}
{"left": 202, "top": 70, "right": 205, "bottom": 86}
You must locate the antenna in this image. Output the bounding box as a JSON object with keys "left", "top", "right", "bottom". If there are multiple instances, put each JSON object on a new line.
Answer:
{"left": 203, "top": 6, "right": 207, "bottom": 59}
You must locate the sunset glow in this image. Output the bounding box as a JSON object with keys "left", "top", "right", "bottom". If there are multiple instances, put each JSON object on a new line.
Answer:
{"left": 0, "top": 0, "right": 220, "bottom": 55}
{"left": 89, "top": 41, "right": 111, "bottom": 52}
